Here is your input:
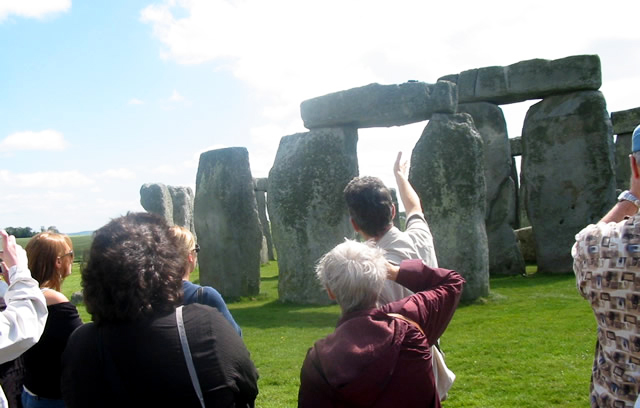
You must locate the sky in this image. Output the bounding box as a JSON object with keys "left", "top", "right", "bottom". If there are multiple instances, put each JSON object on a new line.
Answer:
{"left": 0, "top": 0, "right": 639, "bottom": 233}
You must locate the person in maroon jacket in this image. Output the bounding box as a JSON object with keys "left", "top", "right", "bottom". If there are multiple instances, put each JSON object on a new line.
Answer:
{"left": 298, "top": 240, "right": 465, "bottom": 408}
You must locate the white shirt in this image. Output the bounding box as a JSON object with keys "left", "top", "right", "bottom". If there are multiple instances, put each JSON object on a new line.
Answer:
{"left": 0, "top": 259, "right": 48, "bottom": 407}
{"left": 376, "top": 213, "right": 438, "bottom": 305}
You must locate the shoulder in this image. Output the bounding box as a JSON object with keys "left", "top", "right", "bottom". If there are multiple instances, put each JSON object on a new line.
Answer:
{"left": 43, "top": 289, "right": 69, "bottom": 306}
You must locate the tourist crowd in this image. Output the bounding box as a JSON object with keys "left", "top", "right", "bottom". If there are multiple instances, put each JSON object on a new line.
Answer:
{"left": 8, "top": 120, "right": 640, "bottom": 408}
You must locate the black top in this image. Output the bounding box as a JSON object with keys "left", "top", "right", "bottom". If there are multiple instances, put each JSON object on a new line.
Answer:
{"left": 61, "top": 303, "right": 259, "bottom": 408}
{"left": 23, "top": 301, "right": 82, "bottom": 398}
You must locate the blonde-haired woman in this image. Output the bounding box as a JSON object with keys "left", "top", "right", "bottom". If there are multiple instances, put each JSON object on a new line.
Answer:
{"left": 22, "top": 232, "right": 82, "bottom": 408}
{"left": 169, "top": 226, "right": 242, "bottom": 336}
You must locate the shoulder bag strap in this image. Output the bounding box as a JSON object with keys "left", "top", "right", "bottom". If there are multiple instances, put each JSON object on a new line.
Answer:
{"left": 176, "top": 306, "right": 206, "bottom": 408}
{"left": 196, "top": 286, "right": 205, "bottom": 304}
{"left": 387, "top": 312, "right": 425, "bottom": 336}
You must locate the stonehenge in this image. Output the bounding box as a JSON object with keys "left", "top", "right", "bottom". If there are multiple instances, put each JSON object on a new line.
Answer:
{"left": 141, "top": 53, "right": 636, "bottom": 303}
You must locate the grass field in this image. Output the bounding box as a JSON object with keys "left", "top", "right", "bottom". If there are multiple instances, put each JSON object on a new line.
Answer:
{"left": 52, "top": 248, "right": 596, "bottom": 408}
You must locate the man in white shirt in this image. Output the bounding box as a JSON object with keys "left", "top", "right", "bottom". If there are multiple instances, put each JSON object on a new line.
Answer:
{"left": 0, "top": 230, "right": 48, "bottom": 408}
{"left": 344, "top": 152, "right": 438, "bottom": 303}
{"left": 344, "top": 152, "right": 454, "bottom": 400}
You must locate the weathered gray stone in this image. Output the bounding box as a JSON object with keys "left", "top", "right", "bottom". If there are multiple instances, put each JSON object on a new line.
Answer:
{"left": 611, "top": 107, "right": 640, "bottom": 135}
{"left": 140, "top": 183, "right": 173, "bottom": 223}
{"left": 441, "top": 55, "right": 601, "bottom": 105}
{"left": 168, "top": 186, "right": 195, "bottom": 234}
{"left": 510, "top": 137, "right": 522, "bottom": 156}
{"left": 268, "top": 127, "right": 358, "bottom": 304}
{"left": 409, "top": 113, "right": 489, "bottom": 301}
{"left": 260, "top": 235, "right": 269, "bottom": 265}
{"left": 254, "top": 181, "right": 275, "bottom": 261}
{"left": 194, "top": 147, "right": 263, "bottom": 298}
{"left": 254, "top": 177, "right": 268, "bottom": 192}
{"left": 521, "top": 90, "right": 616, "bottom": 273}
{"left": 515, "top": 226, "right": 536, "bottom": 264}
{"left": 508, "top": 156, "right": 520, "bottom": 229}
{"left": 71, "top": 291, "right": 84, "bottom": 306}
{"left": 615, "top": 132, "right": 632, "bottom": 191}
{"left": 300, "top": 81, "right": 457, "bottom": 129}
{"left": 457, "top": 103, "right": 524, "bottom": 276}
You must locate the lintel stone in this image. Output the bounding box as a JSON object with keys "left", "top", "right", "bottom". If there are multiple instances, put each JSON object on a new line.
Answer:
{"left": 440, "top": 55, "right": 601, "bottom": 105}
{"left": 300, "top": 81, "right": 457, "bottom": 129}
{"left": 611, "top": 107, "right": 640, "bottom": 135}
{"left": 510, "top": 137, "right": 522, "bottom": 156}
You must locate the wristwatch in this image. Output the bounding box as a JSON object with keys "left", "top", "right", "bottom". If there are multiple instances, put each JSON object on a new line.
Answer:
{"left": 617, "top": 190, "right": 640, "bottom": 208}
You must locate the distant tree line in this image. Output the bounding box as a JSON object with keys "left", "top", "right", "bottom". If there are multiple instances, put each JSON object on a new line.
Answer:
{"left": 3, "top": 226, "right": 60, "bottom": 238}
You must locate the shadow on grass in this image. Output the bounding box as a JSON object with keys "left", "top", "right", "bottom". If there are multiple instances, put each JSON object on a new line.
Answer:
{"left": 230, "top": 300, "right": 340, "bottom": 329}
{"left": 489, "top": 271, "right": 575, "bottom": 290}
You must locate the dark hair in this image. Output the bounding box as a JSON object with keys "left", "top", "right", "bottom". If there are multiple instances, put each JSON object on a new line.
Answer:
{"left": 82, "top": 212, "right": 187, "bottom": 325}
{"left": 343, "top": 176, "right": 393, "bottom": 237}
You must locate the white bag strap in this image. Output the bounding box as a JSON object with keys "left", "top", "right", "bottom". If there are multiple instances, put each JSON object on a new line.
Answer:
{"left": 176, "top": 306, "right": 206, "bottom": 408}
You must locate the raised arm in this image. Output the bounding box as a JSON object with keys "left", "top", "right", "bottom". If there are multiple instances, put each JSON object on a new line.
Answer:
{"left": 394, "top": 152, "right": 422, "bottom": 218}
{"left": 384, "top": 259, "right": 465, "bottom": 343}
{"left": 601, "top": 154, "right": 640, "bottom": 223}
{"left": 0, "top": 230, "right": 48, "bottom": 363}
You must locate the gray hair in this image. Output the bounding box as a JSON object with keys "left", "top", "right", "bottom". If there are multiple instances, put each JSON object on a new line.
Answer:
{"left": 315, "top": 239, "right": 387, "bottom": 313}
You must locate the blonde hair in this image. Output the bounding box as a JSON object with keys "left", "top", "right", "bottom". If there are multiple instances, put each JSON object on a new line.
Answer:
{"left": 25, "top": 231, "right": 73, "bottom": 291}
{"left": 168, "top": 226, "right": 197, "bottom": 277}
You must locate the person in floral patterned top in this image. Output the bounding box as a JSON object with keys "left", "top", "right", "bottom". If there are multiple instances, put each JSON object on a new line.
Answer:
{"left": 572, "top": 124, "right": 640, "bottom": 407}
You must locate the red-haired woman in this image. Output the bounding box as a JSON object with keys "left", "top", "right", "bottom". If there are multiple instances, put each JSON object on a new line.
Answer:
{"left": 22, "top": 232, "right": 82, "bottom": 408}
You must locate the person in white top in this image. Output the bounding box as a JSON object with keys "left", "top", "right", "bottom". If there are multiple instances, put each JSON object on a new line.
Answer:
{"left": 0, "top": 230, "right": 48, "bottom": 408}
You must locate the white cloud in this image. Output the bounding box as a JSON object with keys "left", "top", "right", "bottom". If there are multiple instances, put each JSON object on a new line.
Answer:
{"left": 128, "top": 98, "right": 144, "bottom": 105}
{"left": 0, "top": 129, "right": 68, "bottom": 152}
{"left": 0, "top": 169, "right": 94, "bottom": 189}
{"left": 141, "top": 0, "right": 640, "bottom": 154}
{"left": 169, "top": 89, "right": 184, "bottom": 102}
{"left": 96, "top": 168, "right": 136, "bottom": 180}
{"left": 0, "top": 0, "right": 70, "bottom": 21}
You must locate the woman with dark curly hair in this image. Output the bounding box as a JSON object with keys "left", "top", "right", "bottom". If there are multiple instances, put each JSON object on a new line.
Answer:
{"left": 60, "top": 213, "right": 259, "bottom": 408}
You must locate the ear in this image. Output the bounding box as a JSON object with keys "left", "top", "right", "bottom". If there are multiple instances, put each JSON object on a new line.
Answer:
{"left": 632, "top": 154, "right": 640, "bottom": 179}
{"left": 350, "top": 217, "right": 360, "bottom": 232}
{"left": 391, "top": 203, "right": 396, "bottom": 221}
{"left": 326, "top": 287, "right": 336, "bottom": 300}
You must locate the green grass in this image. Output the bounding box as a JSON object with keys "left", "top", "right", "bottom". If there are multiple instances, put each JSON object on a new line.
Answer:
{"left": 59, "top": 257, "right": 595, "bottom": 407}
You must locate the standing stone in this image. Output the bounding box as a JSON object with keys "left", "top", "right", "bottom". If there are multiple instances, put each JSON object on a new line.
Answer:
{"left": 409, "top": 113, "right": 489, "bottom": 301}
{"left": 614, "top": 132, "right": 632, "bottom": 191}
{"left": 140, "top": 183, "right": 173, "bottom": 224}
{"left": 521, "top": 91, "right": 616, "bottom": 273}
{"left": 515, "top": 226, "right": 537, "bottom": 264}
{"left": 611, "top": 107, "right": 640, "bottom": 191}
{"left": 458, "top": 103, "right": 525, "bottom": 275}
{"left": 268, "top": 127, "right": 358, "bottom": 304}
{"left": 300, "top": 81, "right": 457, "bottom": 129}
{"left": 168, "top": 186, "right": 195, "bottom": 234}
{"left": 254, "top": 178, "right": 275, "bottom": 261}
{"left": 194, "top": 147, "right": 263, "bottom": 298}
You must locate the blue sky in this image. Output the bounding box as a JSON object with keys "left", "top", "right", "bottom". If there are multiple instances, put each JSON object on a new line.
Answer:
{"left": 1, "top": 0, "right": 639, "bottom": 233}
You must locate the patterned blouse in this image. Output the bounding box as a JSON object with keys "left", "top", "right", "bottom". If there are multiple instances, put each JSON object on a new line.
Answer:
{"left": 573, "top": 216, "right": 640, "bottom": 408}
